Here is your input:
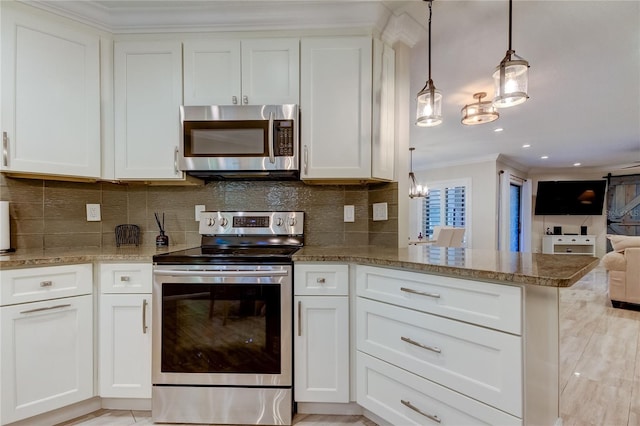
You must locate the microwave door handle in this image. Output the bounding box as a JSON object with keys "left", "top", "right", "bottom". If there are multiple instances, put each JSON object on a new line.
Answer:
{"left": 268, "top": 111, "right": 275, "bottom": 164}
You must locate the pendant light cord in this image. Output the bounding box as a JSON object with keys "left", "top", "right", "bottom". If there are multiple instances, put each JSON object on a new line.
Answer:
{"left": 428, "top": 0, "right": 433, "bottom": 81}
{"left": 508, "top": 0, "right": 513, "bottom": 52}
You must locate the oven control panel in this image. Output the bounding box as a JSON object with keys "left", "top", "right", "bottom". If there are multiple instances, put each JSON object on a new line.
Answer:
{"left": 199, "top": 211, "right": 304, "bottom": 235}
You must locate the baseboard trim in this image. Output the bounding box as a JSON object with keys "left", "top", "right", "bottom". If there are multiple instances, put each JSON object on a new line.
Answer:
{"left": 296, "top": 402, "right": 363, "bottom": 416}
{"left": 101, "top": 398, "right": 152, "bottom": 410}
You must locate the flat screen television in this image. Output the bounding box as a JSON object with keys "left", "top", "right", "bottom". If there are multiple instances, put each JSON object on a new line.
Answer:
{"left": 534, "top": 180, "right": 607, "bottom": 215}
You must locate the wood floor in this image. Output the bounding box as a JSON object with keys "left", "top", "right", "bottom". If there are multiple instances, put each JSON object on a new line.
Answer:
{"left": 59, "top": 266, "right": 640, "bottom": 426}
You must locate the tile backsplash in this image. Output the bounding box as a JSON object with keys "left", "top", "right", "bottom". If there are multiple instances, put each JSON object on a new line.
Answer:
{"left": 0, "top": 175, "right": 398, "bottom": 249}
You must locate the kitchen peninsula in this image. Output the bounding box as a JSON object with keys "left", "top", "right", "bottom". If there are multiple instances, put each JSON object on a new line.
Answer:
{"left": 0, "top": 246, "right": 598, "bottom": 426}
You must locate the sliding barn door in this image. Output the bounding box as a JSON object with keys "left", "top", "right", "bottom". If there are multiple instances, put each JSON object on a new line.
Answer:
{"left": 606, "top": 174, "right": 640, "bottom": 250}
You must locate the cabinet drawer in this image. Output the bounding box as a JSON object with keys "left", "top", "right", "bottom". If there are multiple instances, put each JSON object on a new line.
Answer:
{"left": 0, "top": 264, "right": 92, "bottom": 306}
{"left": 355, "top": 265, "right": 521, "bottom": 334}
{"left": 100, "top": 263, "right": 152, "bottom": 294}
{"left": 357, "top": 297, "right": 522, "bottom": 417}
{"left": 357, "top": 352, "right": 521, "bottom": 426}
{"left": 294, "top": 263, "right": 348, "bottom": 295}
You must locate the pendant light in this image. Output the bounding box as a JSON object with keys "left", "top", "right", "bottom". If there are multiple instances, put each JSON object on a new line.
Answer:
{"left": 493, "top": 0, "right": 529, "bottom": 108}
{"left": 415, "top": 0, "right": 442, "bottom": 127}
{"left": 461, "top": 92, "right": 499, "bottom": 125}
{"left": 409, "top": 148, "right": 428, "bottom": 198}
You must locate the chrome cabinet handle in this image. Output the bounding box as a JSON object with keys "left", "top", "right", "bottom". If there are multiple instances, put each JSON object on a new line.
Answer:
{"left": 297, "top": 300, "right": 302, "bottom": 336}
{"left": 154, "top": 269, "right": 288, "bottom": 277}
{"left": 232, "top": 96, "right": 238, "bottom": 105}
{"left": 316, "top": 278, "right": 326, "bottom": 284}
{"left": 303, "top": 145, "right": 308, "bottom": 175}
{"left": 401, "top": 400, "right": 441, "bottom": 424}
{"left": 401, "top": 336, "right": 441, "bottom": 354}
{"left": 268, "top": 111, "right": 275, "bottom": 164}
{"left": 400, "top": 287, "right": 440, "bottom": 299}
{"left": 174, "top": 147, "right": 179, "bottom": 174}
{"left": 40, "top": 280, "right": 53, "bottom": 287}
{"left": 120, "top": 276, "right": 130, "bottom": 282}
{"left": 21, "top": 304, "right": 71, "bottom": 315}
{"left": 142, "top": 299, "right": 148, "bottom": 334}
{"left": 2, "top": 132, "right": 8, "bottom": 167}
{"left": 242, "top": 95, "right": 248, "bottom": 105}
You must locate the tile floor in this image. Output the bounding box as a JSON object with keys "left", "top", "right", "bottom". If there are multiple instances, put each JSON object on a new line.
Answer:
{"left": 59, "top": 266, "right": 640, "bottom": 426}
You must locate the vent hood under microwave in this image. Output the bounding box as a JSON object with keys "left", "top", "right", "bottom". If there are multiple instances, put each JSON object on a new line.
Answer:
{"left": 179, "top": 104, "right": 299, "bottom": 180}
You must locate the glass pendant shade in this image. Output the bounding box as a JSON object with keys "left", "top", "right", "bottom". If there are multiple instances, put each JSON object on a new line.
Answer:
{"left": 461, "top": 92, "right": 499, "bottom": 125}
{"left": 416, "top": 83, "right": 442, "bottom": 127}
{"left": 408, "top": 147, "right": 428, "bottom": 198}
{"left": 493, "top": 54, "right": 529, "bottom": 108}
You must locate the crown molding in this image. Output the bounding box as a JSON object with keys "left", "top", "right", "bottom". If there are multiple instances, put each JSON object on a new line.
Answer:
{"left": 22, "top": 0, "right": 400, "bottom": 34}
{"left": 381, "top": 12, "right": 424, "bottom": 48}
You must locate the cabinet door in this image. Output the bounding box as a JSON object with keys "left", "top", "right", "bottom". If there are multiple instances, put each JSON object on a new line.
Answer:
{"left": 294, "top": 296, "right": 349, "bottom": 403}
{"left": 371, "top": 40, "right": 395, "bottom": 181}
{"left": 241, "top": 39, "right": 299, "bottom": 105}
{"left": 183, "top": 40, "right": 241, "bottom": 106}
{"left": 0, "top": 5, "right": 100, "bottom": 178}
{"left": 99, "top": 294, "right": 152, "bottom": 398}
{"left": 0, "top": 295, "right": 93, "bottom": 424}
{"left": 114, "top": 41, "right": 184, "bottom": 180}
{"left": 300, "top": 37, "right": 372, "bottom": 180}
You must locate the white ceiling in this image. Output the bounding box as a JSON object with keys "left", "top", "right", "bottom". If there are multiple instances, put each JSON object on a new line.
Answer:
{"left": 24, "top": 0, "right": 640, "bottom": 174}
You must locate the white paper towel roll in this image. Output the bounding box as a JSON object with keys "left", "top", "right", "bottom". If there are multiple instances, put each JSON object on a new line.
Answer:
{"left": 0, "top": 201, "right": 10, "bottom": 251}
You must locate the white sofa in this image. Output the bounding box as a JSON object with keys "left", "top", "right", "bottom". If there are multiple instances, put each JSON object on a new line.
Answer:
{"left": 602, "top": 235, "right": 640, "bottom": 308}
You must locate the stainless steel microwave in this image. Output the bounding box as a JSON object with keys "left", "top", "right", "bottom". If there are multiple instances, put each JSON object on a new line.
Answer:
{"left": 179, "top": 104, "right": 299, "bottom": 179}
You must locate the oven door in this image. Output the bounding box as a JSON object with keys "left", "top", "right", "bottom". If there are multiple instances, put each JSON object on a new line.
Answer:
{"left": 152, "top": 264, "right": 292, "bottom": 387}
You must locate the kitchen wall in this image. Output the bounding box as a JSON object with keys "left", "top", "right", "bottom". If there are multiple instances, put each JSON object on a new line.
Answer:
{"left": 0, "top": 174, "right": 398, "bottom": 250}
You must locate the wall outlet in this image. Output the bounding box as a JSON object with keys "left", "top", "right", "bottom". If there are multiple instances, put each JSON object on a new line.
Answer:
{"left": 86, "top": 204, "right": 101, "bottom": 221}
{"left": 372, "top": 202, "right": 388, "bottom": 221}
{"left": 195, "top": 205, "right": 206, "bottom": 221}
{"left": 344, "top": 205, "right": 355, "bottom": 222}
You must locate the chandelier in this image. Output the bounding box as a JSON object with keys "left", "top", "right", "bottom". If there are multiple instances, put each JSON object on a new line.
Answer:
{"left": 409, "top": 148, "right": 428, "bottom": 198}
{"left": 415, "top": 0, "right": 442, "bottom": 127}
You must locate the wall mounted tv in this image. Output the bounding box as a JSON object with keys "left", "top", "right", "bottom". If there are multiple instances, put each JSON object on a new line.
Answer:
{"left": 534, "top": 180, "right": 607, "bottom": 215}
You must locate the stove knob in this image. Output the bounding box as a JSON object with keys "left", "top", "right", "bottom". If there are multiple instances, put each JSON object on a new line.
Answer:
{"left": 288, "top": 217, "right": 297, "bottom": 226}
{"left": 220, "top": 217, "right": 229, "bottom": 227}
{"left": 208, "top": 217, "right": 215, "bottom": 226}
{"left": 275, "top": 217, "right": 284, "bottom": 227}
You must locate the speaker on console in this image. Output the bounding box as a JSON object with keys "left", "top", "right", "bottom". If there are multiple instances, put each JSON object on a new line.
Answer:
{"left": 553, "top": 226, "right": 562, "bottom": 235}
{"left": 581, "top": 226, "right": 587, "bottom": 235}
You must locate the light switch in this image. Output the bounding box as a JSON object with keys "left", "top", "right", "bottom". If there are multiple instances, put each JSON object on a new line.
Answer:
{"left": 344, "top": 205, "right": 355, "bottom": 222}
{"left": 86, "top": 204, "right": 101, "bottom": 221}
{"left": 195, "top": 205, "right": 206, "bottom": 221}
{"left": 373, "top": 202, "right": 388, "bottom": 221}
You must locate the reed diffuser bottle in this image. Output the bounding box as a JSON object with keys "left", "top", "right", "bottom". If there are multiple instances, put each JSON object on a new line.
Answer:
{"left": 154, "top": 212, "right": 168, "bottom": 247}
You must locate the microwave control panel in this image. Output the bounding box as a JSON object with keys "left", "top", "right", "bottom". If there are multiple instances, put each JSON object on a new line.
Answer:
{"left": 274, "top": 120, "right": 295, "bottom": 157}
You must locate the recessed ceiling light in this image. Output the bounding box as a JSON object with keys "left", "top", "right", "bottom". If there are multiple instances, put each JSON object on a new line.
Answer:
{"left": 541, "top": 155, "right": 549, "bottom": 159}
{"left": 494, "top": 128, "right": 504, "bottom": 132}
{"left": 574, "top": 162, "right": 581, "bottom": 167}
{"left": 522, "top": 144, "right": 531, "bottom": 148}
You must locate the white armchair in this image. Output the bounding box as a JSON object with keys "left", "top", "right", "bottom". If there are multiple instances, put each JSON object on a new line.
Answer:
{"left": 602, "top": 235, "right": 640, "bottom": 308}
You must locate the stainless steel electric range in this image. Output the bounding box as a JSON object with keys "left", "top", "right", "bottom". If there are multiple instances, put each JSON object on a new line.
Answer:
{"left": 152, "top": 211, "right": 304, "bottom": 425}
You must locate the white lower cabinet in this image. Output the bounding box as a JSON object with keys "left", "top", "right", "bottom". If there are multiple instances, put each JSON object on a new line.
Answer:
{"left": 98, "top": 263, "right": 152, "bottom": 399}
{"left": 355, "top": 265, "right": 525, "bottom": 425}
{"left": 294, "top": 263, "right": 349, "bottom": 403}
{"left": 0, "top": 265, "right": 93, "bottom": 425}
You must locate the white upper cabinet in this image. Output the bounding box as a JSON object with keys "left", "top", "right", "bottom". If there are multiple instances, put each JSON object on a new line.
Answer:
{"left": 0, "top": 3, "right": 101, "bottom": 179}
{"left": 114, "top": 41, "right": 184, "bottom": 180}
{"left": 183, "top": 38, "right": 299, "bottom": 106}
{"left": 300, "top": 36, "right": 394, "bottom": 182}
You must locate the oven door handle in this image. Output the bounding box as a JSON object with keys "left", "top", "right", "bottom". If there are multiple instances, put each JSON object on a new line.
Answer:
{"left": 153, "top": 269, "right": 289, "bottom": 277}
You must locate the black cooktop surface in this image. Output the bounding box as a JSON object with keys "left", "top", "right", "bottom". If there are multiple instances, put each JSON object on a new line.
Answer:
{"left": 153, "top": 246, "right": 300, "bottom": 264}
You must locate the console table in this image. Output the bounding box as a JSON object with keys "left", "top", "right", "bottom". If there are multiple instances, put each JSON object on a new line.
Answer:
{"left": 542, "top": 235, "right": 596, "bottom": 255}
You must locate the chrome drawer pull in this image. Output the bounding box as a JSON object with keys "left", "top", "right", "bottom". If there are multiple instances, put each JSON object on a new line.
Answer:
{"left": 2, "top": 132, "right": 8, "bottom": 167}
{"left": 21, "top": 304, "right": 71, "bottom": 314}
{"left": 401, "top": 336, "right": 441, "bottom": 354}
{"left": 142, "top": 299, "right": 148, "bottom": 334}
{"left": 401, "top": 400, "right": 441, "bottom": 424}
{"left": 316, "top": 278, "right": 326, "bottom": 284}
{"left": 400, "top": 287, "right": 440, "bottom": 299}
{"left": 40, "top": 280, "right": 53, "bottom": 287}
{"left": 120, "top": 276, "right": 130, "bottom": 282}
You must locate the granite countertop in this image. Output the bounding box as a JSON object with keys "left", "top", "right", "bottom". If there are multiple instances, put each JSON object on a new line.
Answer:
{"left": 293, "top": 245, "right": 601, "bottom": 288}
{"left": 1, "top": 244, "right": 600, "bottom": 288}
{"left": 0, "top": 245, "right": 193, "bottom": 268}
